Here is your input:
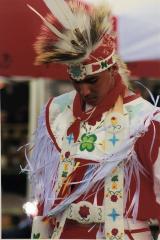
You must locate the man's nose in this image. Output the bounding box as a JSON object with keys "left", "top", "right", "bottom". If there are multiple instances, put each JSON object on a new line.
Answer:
{"left": 79, "top": 84, "right": 91, "bottom": 97}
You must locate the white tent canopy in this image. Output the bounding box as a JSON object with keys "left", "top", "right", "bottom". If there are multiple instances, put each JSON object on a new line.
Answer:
{"left": 85, "top": 0, "right": 160, "bottom": 62}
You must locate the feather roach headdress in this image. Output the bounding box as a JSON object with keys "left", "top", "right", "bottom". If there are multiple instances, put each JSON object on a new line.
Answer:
{"left": 28, "top": 0, "right": 129, "bottom": 82}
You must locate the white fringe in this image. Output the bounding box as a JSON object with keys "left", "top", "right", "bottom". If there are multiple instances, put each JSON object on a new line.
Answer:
{"left": 21, "top": 106, "right": 60, "bottom": 216}
{"left": 48, "top": 108, "right": 160, "bottom": 218}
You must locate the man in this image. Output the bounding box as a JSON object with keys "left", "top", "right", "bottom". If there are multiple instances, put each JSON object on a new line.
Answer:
{"left": 24, "top": 0, "right": 160, "bottom": 239}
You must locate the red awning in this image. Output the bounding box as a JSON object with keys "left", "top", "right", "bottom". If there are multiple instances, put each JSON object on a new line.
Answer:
{"left": 0, "top": 0, "right": 159, "bottom": 79}
{"left": 0, "top": 0, "right": 68, "bottom": 79}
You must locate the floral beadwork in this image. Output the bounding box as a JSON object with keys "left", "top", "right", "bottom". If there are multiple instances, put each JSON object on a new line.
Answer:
{"left": 106, "top": 188, "right": 122, "bottom": 202}
{"left": 111, "top": 116, "right": 118, "bottom": 126}
{"left": 61, "top": 154, "right": 73, "bottom": 178}
{"left": 111, "top": 175, "right": 118, "bottom": 182}
{"left": 106, "top": 228, "right": 124, "bottom": 239}
{"left": 101, "top": 60, "right": 108, "bottom": 69}
{"left": 112, "top": 182, "right": 118, "bottom": 190}
{"left": 104, "top": 166, "right": 124, "bottom": 239}
{"left": 109, "top": 134, "right": 119, "bottom": 146}
{"left": 80, "top": 133, "right": 97, "bottom": 152}
{"left": 67, "top": 134, "right": 74, "bottom": 144}
{"left": 106, "top": 174, "right": 122, "bottom": 201}
{"left": 111, "top": 175, "right": 119, "bottom": 190}
{"left": 107, "top": 115, "right": 124, "bottom": 147}
{"left": 62, "top": 163, "right": 69, "bottom": 177}
{"left": 68, "top": 64, "right": 86, "bottom": 81}
{"left": 33, "top": 233, "right": 40, "bottom": 239}
{"left": 107, "top": 208, "right": 120, "bottom": 222}
{"left": 110, "top": 116, "right": 122, "bottom": 131}
{"left": 79, "top": 205, "right": 90, "bottom": 218}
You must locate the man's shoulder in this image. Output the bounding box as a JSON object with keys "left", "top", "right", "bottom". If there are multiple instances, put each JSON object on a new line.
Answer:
{"left": 54, "top": 90, "right": 76, "bottom": 104}
{"left": 125, "top": 95, "right": 153, "bottom": 107}
{"left": 125, "top": 95, "right": 157, "bottom": 111}
{"left": 124, "top": 96, "right": 160, "bottom": 120}
{"left": 50, "top": 90, "right": 76, "bottom": 112}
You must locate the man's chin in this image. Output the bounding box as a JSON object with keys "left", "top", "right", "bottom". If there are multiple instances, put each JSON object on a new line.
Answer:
{"left": 85, "top": 98, "right": 99, "bottom": 106}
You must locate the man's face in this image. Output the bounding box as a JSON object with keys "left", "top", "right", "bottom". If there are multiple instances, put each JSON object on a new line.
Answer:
{"left": 71, "top": 70, "right": 114, "bottom": 106}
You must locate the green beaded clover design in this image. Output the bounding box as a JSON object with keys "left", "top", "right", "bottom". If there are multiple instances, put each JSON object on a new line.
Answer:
{"left": 80, "top": 133, "right": 97, "bottom": 152}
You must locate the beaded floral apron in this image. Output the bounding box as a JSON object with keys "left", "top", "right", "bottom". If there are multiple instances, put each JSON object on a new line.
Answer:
{"left": 50, "top": 95, "right": 129, "bottom": 239}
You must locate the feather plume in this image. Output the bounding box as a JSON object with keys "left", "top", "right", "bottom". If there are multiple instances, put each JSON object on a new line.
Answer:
{"left": 90, "top": 4, "right": 112, "bottom": 46}
{"left": 28, "top": 0, "right": 114, "bottom": 65}
{"left": 27, "top": 4, "right": 67, "bottom": 41}
{"left": 43, "top": 0, "right": 84, "bottom": 49}
{"left": 43, "top": 0, "right": 76, "bottom": 29}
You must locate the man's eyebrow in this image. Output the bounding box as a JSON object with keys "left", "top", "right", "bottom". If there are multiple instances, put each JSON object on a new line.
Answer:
{"left": 72, "top": 75, "right": 99, "bottom": 83}
{"left": 86, "top": 76, "right": 98, "bottom": 80}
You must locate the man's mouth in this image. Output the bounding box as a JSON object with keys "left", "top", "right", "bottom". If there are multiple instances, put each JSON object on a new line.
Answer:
{"left": 84, "top": 97, "right": 97, "bottom": 105}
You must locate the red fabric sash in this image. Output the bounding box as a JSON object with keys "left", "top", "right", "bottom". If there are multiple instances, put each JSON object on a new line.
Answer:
{"left": 67, "top": 74, "right": 126, "bottom": 142}
{"left": 125, "top": 228, "right": 150, "bottom": 240}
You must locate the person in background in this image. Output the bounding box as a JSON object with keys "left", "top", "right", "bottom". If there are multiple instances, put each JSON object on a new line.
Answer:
{"left": 23, "top": 0, "right": 160, "bottom": 239}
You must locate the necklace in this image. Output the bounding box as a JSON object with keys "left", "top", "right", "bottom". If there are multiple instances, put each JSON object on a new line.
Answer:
{"left": 84, "top": 106, "right": 97, "bottom": 122}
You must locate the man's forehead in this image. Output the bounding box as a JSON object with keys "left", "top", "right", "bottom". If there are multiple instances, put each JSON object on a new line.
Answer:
{"left": 71, "top": 74, "right": 99, "bottom": 83}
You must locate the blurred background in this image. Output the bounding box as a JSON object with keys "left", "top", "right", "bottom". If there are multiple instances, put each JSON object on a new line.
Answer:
{"left": 0, "top": 0, "right": 160, "bottom": 239}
